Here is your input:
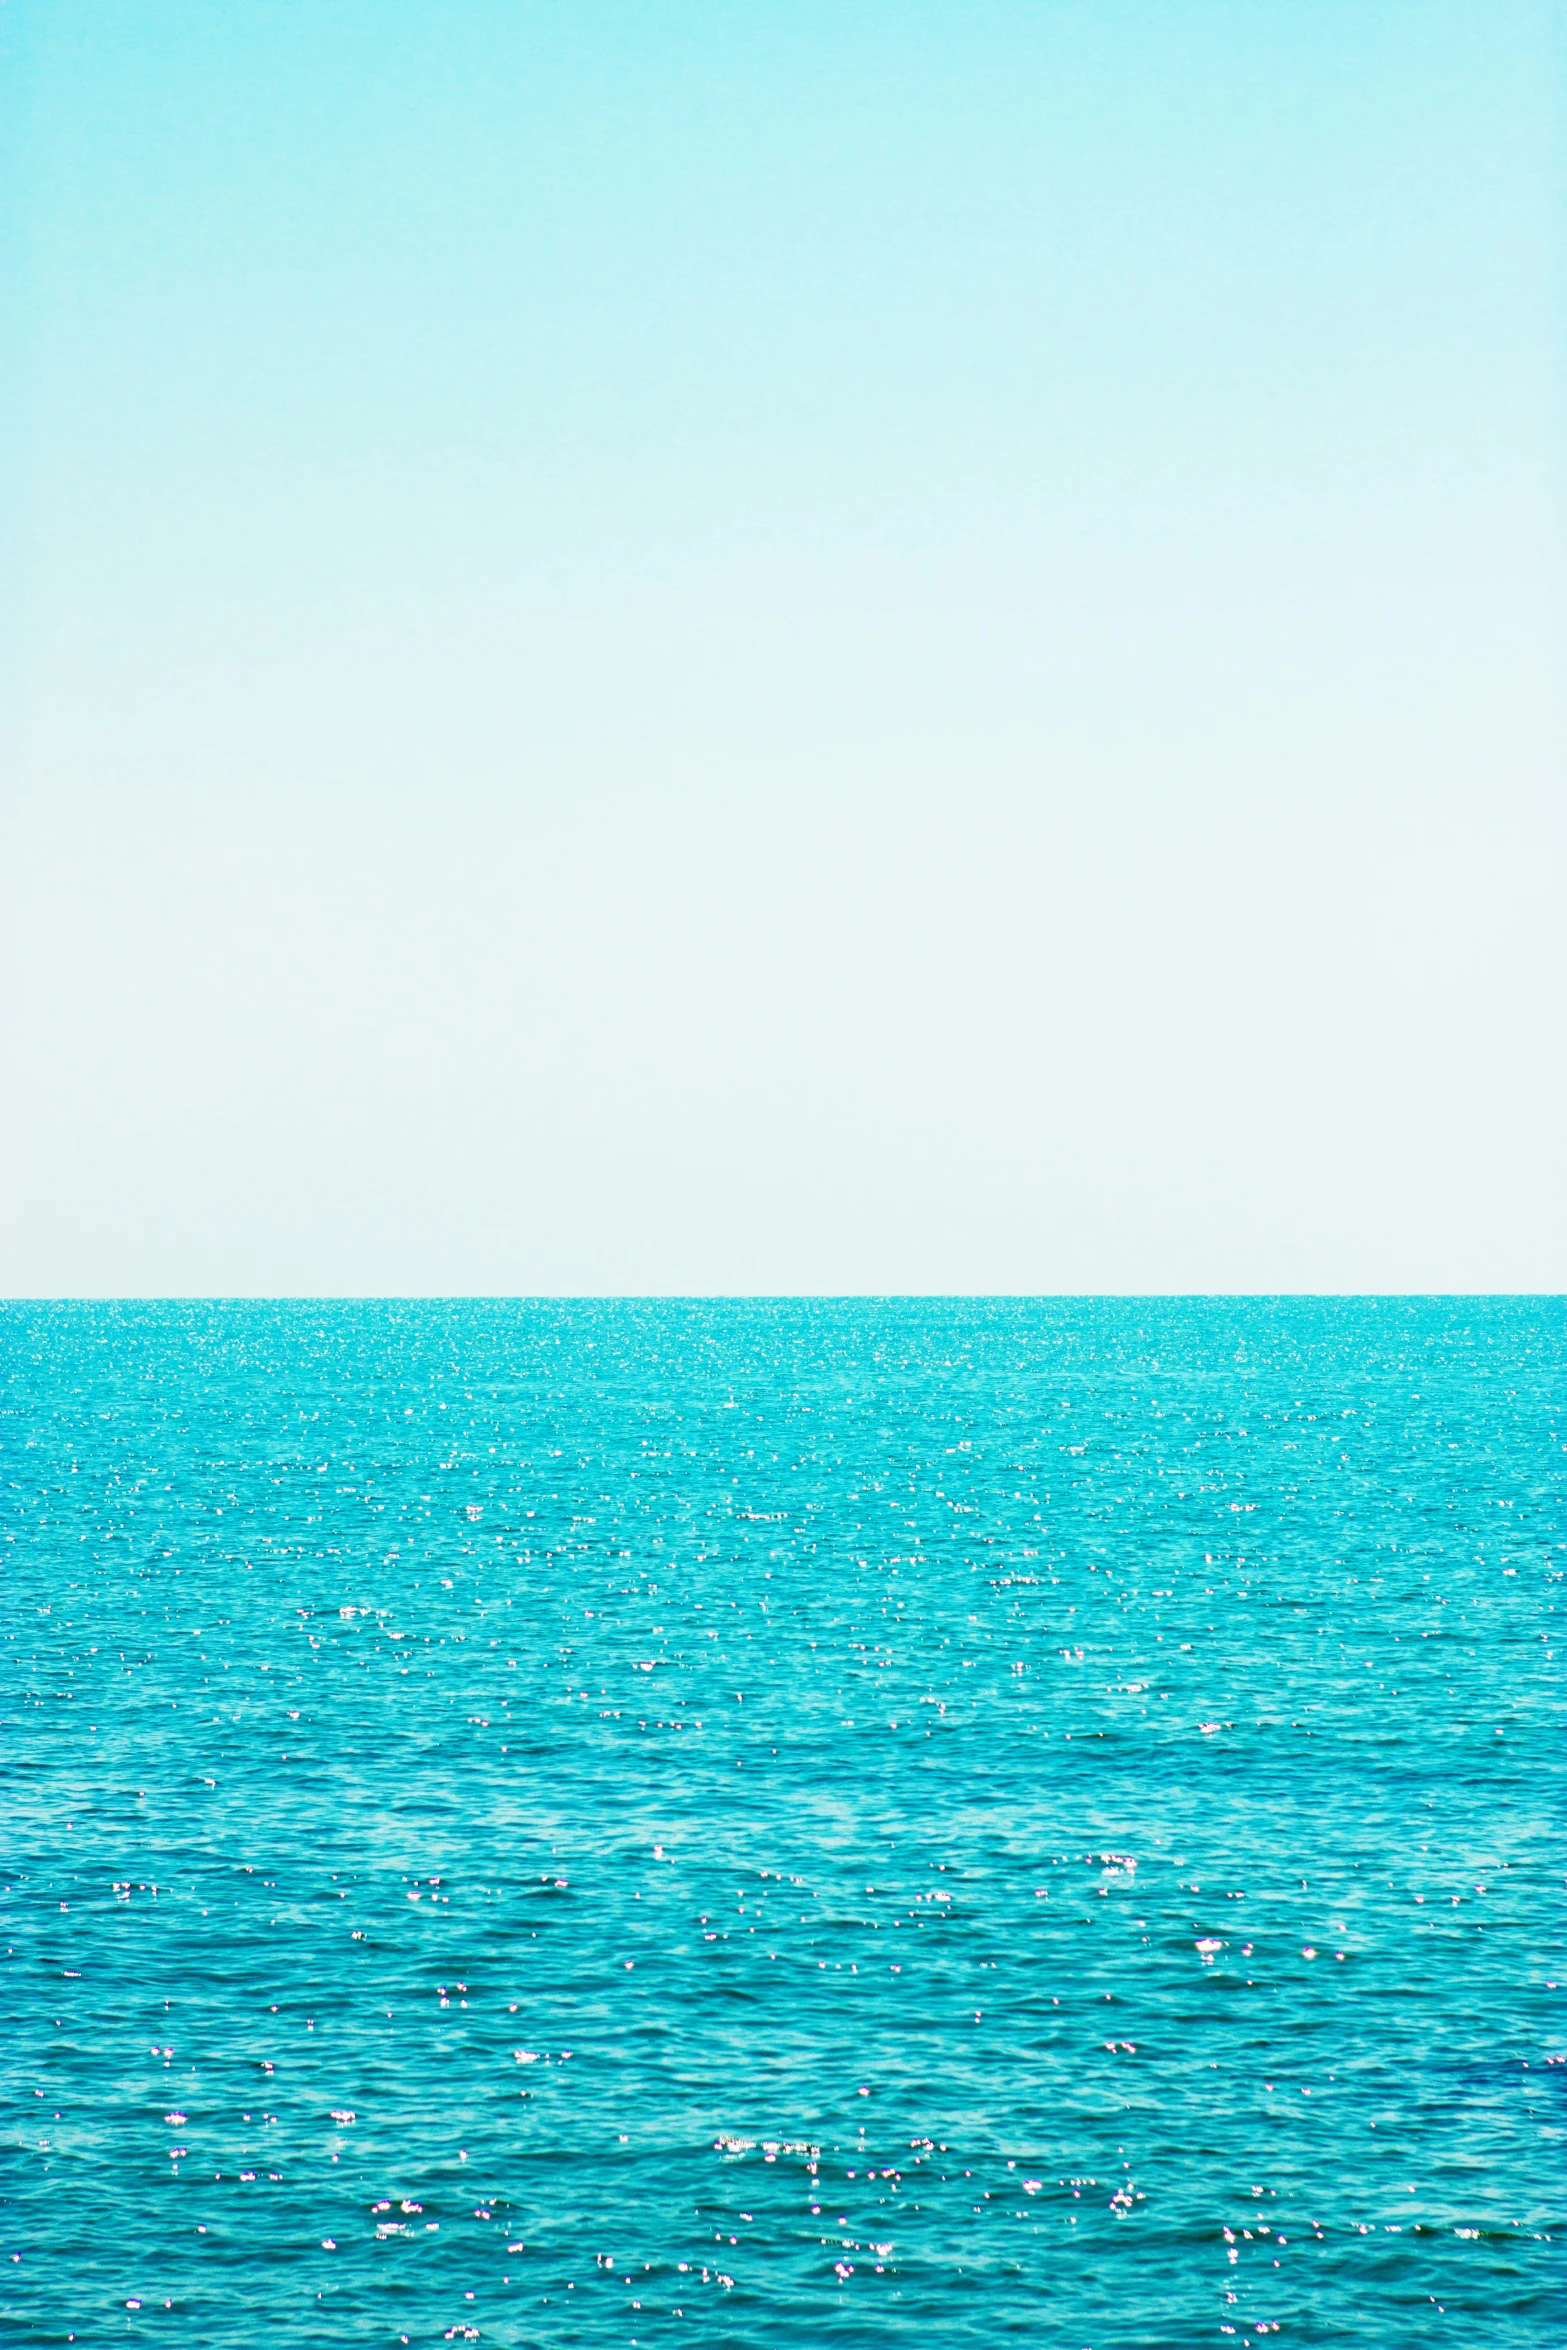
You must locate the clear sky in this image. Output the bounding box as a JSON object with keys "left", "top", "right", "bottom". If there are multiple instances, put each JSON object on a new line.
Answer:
{"left": 4, "top": 0, "right": 1562, "bottom": 1295}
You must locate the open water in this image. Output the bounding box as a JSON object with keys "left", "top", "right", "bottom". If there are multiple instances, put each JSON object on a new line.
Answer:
{"left": 2, "top": 1298, "right": 1562, "bottom": 2347}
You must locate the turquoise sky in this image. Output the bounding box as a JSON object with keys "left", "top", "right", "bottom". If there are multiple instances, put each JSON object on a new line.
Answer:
{"left": 5, "top": 1, "right": 1563, "bottom": 1293}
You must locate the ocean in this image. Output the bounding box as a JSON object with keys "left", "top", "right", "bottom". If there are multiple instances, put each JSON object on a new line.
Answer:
{"left": 3, "top": 1297, "right": 1561, "bottom": 2345}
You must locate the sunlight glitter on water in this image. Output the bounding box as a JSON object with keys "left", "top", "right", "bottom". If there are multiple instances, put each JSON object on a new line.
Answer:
{"left": 3, "top": 1297, "right": 1562, "bottom": 2345}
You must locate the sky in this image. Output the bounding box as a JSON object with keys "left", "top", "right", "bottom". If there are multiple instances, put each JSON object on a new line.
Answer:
{"left": 4, "top": 0, "right": 1563, "bottom": 1296}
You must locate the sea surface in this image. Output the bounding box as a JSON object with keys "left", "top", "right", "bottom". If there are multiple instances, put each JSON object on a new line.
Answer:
{"left": 2, "top": 1298, "right": 1562, "bottom": 2347}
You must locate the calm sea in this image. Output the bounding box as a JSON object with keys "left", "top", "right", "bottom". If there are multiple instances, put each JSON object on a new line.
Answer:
{"left": 3, "top": 1299, "right": 1561, "bottom": 2346}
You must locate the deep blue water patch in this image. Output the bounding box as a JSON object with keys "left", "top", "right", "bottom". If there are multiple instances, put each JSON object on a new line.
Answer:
{"left": 2, "top": 1297, "right": 1562, "bottom": 2346}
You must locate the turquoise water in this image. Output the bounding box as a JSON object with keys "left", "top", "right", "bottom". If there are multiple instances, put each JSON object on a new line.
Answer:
{"left": 3, "top": 1298, "right": 1562, "bottom": 2346}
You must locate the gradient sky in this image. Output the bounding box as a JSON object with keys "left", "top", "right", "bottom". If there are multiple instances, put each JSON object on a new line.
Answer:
{"left": 5, "top": 0, "right": 1563, "bottom": 1295}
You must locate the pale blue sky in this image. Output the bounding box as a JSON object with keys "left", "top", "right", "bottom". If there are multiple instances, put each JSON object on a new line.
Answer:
{"left": 4, "top": 0, "right": 1562, "bottom": 1293}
